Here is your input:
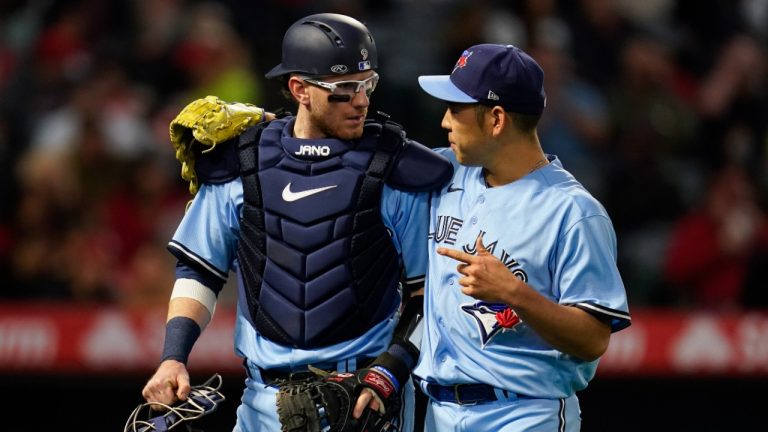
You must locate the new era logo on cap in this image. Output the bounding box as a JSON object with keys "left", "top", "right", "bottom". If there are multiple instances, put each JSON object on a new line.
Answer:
{"left": 419, "top": 44, "right": 546, "bottom": 115}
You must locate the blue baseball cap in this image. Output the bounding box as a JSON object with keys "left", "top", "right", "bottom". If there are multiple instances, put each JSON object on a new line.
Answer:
{"left": 419, "top": 44, "right": 546, "bottom": 115}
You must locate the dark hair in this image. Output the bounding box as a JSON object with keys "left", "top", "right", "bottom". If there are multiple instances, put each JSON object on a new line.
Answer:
{"left": 474, "top": 104, "right": 488, "bottom": 127}
{"left": 474, "top": 104, "right": 540, "bottom": 133}
{"left": 511, "top": 112, "right": 541, "bottom": 133}
{"left": 277, "top": 75, "right": 299, "bottom": 105}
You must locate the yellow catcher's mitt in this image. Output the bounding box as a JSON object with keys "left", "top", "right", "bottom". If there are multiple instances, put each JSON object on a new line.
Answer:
{"left": 170, "top": 95, "right": 265, "bottom": 195}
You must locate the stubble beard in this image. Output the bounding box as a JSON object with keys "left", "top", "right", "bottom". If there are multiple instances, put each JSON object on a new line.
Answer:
{"left": 309, "top": 108, "right": 366, "bottom": 141}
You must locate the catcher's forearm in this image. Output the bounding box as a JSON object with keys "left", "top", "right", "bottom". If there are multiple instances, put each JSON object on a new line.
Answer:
{"left": 160, "top": 297, "right": 211, "bottom": 364}
{"left": 371, "top": 294, "right": 424, "bottom": 387}
{"left": 390, "top": 294, "right": 424, "bottom": 363}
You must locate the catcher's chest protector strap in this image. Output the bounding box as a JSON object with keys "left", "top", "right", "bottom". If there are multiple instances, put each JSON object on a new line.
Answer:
{"left": 366, "top": 113, "right": 453, "bottom": 193}
{"left": 236, "top": 117, "right": 400, "bottom": 348}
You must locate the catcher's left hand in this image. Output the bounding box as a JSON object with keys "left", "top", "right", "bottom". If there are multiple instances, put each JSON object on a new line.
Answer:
{"left": 275, "top": 367, "right": 399, "bottom": 432}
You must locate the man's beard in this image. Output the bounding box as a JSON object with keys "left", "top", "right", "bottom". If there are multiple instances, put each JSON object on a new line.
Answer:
{"left": 309, "top": 109, "right": 366, "bottom": 140}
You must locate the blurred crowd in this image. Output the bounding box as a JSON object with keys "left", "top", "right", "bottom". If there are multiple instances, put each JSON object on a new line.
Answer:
{"left": 0, "top": 0, "right": 766, "bottom": 311}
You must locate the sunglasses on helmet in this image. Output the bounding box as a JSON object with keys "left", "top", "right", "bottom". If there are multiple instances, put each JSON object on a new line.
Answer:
{"left": 301, "top": 72, "right": 379, "bottom": 98}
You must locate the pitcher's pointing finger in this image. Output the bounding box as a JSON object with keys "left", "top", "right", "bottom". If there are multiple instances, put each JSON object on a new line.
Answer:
{"left": 437, "top": 247, "right": 477, "bottom": 264}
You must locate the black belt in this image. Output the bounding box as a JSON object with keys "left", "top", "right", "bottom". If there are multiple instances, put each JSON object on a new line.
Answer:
{"left": 421, "top": 381, "right": 503, "bottom": 405}
{"left": 256, "top": 357, "right": 374, "bottom": 385}
{"left": 259, "top": 367, "right": 318, "bottom": 384}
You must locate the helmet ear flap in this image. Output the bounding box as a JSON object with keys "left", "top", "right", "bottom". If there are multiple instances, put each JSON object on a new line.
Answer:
{"left": 265, "top": 13, "right": 378, "bottom": 79}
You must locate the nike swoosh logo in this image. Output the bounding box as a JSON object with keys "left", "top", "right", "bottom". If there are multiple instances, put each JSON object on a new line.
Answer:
{"left": 447, "top": 183, "right": 464, "bottom": 193}
{"left": 282, "top": 183, "right": 338, "bottom": 202}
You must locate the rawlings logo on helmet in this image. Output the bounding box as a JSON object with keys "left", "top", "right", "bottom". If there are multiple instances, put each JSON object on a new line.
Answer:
{"left": 331, "top": 64, "right": 349, "bottom": 74}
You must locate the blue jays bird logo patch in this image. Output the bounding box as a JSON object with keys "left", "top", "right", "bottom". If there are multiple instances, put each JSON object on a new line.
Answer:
{"left": 461, "top": 301, "right": 522, "bottom": 347}
{"left": 453, "top": 50, "right": 473, "bottom": 73}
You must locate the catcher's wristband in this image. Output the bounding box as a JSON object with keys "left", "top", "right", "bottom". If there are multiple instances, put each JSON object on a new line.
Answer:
{"left": 369, "top": 365, "right": 400, "bottom": 394}
{"left": 370, "top": 352, "right": 409, "bottom": 394}
{"left": 161, "top": 316, "right": 201, "bottom": 364}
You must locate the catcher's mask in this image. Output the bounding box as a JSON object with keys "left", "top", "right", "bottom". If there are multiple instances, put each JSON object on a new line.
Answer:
{"left": 265, "top": 13, "right": 378, "bottom": 79}
{"left": 124, "top": 374, "right": 225, "bottom": 432}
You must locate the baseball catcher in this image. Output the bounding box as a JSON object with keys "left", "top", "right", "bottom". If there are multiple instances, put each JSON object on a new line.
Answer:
{"left": 140, "top": 12, "right": 451, "bottom": 432}
{"left": 124, "top": 374, "right": 225, "bottom": 432}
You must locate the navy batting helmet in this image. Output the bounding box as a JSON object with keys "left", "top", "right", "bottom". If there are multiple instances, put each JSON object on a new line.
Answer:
{"left": 265, "top": 13, "right": 378, "bottom": 79}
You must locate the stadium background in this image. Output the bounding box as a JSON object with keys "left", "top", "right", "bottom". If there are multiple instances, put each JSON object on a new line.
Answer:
{"left": 1, "top": 0, "right": 766, "bottom": 430}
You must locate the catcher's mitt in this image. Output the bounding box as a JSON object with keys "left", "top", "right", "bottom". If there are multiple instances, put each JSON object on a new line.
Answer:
{"left": 169, "top": 95, "right": 265, "bottom": 195}
{"left": 275, "top": 367, "right": 399, "bottom": 432}
{"left": 124, "top": 374, "right": 225, "bottom": 432}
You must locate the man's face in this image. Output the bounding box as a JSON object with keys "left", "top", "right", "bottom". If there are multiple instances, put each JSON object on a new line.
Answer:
{"left": 441, "top": 103, "right": 494, "bottom": 166}
{"left": 302, "top": 71, "right": 377, "bottom": 140}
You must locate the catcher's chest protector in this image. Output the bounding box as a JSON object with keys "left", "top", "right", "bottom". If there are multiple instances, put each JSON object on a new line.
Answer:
{"left": 237, "top": 118, "right": 400, "bottom": 348}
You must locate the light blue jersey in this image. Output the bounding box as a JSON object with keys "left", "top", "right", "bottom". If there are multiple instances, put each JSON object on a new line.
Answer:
{"left": 414, "top": 149, "right": 630, "bottom": 400}
{"left": 171, "top": 177, "right": 429, "bottom": 369}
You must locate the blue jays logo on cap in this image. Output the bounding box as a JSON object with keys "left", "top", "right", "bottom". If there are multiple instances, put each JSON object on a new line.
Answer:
{"left": 419, "top": 44, "right": 546, "bottom": 115}
{"left": 452, "top": 50, "right": 472, "bottom": 73}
